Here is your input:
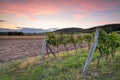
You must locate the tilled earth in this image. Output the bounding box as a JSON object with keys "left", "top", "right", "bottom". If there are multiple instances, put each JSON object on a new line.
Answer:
{"left": 0, "top": 39, "right": 87, "bottom": 63}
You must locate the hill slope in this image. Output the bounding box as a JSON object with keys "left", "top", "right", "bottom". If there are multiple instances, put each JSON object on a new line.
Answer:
{"left": 55, "top": 24, "right": 120, "bottom": 33}
{"left": 0, "top": 28, "right": 47, "bottom": 33}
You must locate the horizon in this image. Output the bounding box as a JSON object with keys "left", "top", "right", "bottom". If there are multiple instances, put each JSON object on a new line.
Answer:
{"left": 1, "top": 23, "right": 120, "bottom": 31}
{"left": 0, "top": 0, "right": 120, "bottom": 29}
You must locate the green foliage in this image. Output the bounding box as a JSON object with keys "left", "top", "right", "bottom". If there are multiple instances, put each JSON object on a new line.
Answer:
{"left": 59, "top": 34, "right": 69, "bottom": 45}
{"left": 46, "top": 33, "right": 57, "bottom": 46}
{"left": 77, "top": 34, "right": 84, "bottom": 53}
{"left": 84, "top": 34, "right": 92, "bottom": 43}
{"left": 0, "top": 49, "right": 120, "bottom": 80}
{"left": 96, "top": 29, "right": 120, "bottom": 66}
{"left": 84, "top": 34, "right": 92, "bottom": 50}
{"left": 0, "top": 52, "right": 88, "bottom": 80}
{"left": 97, "top": 29, "right": 120, "bottom": 57}
{"left": 97, "top": 29, "right": 111, "bottom": 57}
{"left": 109, "top": 32, "right": 120, "bottom": 57}
{"left": 68, "top": 34, "right": 77, "bottom": 45}
{"left": 77, "top": 34, "right": 83, "bottom": 45}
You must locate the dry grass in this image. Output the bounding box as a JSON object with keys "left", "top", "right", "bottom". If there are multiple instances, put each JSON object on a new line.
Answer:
{"left": 17, "top": 49, "right": 75, "bottom": 69}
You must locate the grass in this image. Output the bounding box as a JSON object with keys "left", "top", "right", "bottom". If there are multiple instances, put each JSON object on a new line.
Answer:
{"left": 0, "top": 48, "right": 120, "bottom": 80}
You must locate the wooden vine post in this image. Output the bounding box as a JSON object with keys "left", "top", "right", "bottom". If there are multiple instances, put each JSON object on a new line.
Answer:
{"left": 82, "top": 27, "right": 100, "bottom": 79}
{"left": 41, "top": 32, "right": 47, "bottom": 61}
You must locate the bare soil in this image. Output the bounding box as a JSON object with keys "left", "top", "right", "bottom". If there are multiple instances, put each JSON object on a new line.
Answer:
{"left": 0, "top": 39, "right": 42, "bottom": 63}
{"left": 0, "top": 37, "right": 88, "bottom": 63}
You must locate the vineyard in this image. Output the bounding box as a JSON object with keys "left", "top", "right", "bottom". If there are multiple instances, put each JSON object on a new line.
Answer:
{"left": 0, "top": 37, "right": 87, "bottom": 63}
{"left": 0, "top": 28, "right": 120, "bottom": 80}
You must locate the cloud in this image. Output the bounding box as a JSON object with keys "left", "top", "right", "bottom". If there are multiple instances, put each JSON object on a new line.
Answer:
{"left": 0, "top": 9, "right": 36, "bottom": 21}
{"left": 0, "top": 0, "right": 120, "bottom": 26}
{"left": 1, "top": 0, "right": 120, "bottom": 16}
{"left": 73, "top": 13, "right": 89, "bottom": 20}
{"left": 0, "top": 20, "right": 6, "bottom": 22}
{"left": 0, "top": 1, "right": 63, "bottom": 15}
{"left": 75, "top": 0, "right": 120, "bottom": 11}
{"left": 0, "top": 1, "right": 63, "bottom": 20}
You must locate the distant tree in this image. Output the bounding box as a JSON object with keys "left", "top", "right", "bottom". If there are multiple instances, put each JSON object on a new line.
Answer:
{"left": 0, "top": 32, "right": 8, "bottom": 36}
{"left": 13, "top": 31, "right": 18, "bottom": 35}
{"left": 7, "top": 32, "right": 13, "bottom": 36}
{"left": 18, "top": 32, "right": 24, "bottom": 36}
{"left": 7, "top": 31, "right": 24, "bottom": 36}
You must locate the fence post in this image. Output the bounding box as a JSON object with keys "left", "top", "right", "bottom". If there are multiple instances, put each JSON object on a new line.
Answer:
{"left": 41, "top": 32, "right": 47, "bottom": 61}
{"left": 82, "top": 27, "right": 100, "bottom": 79}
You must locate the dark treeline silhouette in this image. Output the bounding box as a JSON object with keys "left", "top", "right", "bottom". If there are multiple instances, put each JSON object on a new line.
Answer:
{"left": 0, "top": 32, "right": 8, "bottom": 36}
{"left": 55, "top": 24, "right": 120, "bottom": 33}
{"left": 0, "top": 31, "right": 24, "bottom": 36}
{"left": 8, "top": 32, "right": 24, "bottom": 36}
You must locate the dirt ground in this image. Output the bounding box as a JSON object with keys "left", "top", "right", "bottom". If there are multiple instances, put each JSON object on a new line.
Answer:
{"left": 0, "top": 37, "right": 88, "bottom": 63}
{"left": 0, "top": 39, "right": 42, "bottom": 63}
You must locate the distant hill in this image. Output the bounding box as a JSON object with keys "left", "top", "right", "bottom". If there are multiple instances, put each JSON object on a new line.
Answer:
{"left": 55, "top": 24, "right": 120, "bottom": 33}
{"left": 55, "top": 27, "right": 85, "bottom": 33}
{"left": 0, "top": 24, "right": 120, "bottom": 34}
{"left": 0, "top": 28, "right": 15, "bottom": 32}
{"left": 0, "top": 28, "right": 47, "bottom": 33}
{"left": 17, "top": 28, "right": 47, "bottom": 33}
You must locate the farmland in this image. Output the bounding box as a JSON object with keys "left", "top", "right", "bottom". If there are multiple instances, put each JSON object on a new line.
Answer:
{"left": 0, "top": 36, "right": 44, "bottom": 40}
{"left": 0, "top": 29, "right": 120, "bottom": 80}
{"left": 0, "top": 39, "right": 42, "bottom": 63}
{"left": 0, "top": 36, "right": 87, "bottom": 64}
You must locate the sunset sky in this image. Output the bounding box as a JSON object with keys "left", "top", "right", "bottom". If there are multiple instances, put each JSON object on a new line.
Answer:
{"left": 0, "top": 0, "right": 120, "bottom": 29}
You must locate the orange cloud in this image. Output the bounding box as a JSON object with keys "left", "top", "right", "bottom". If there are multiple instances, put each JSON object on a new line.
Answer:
{"left": 0, "top": 22, "right": 18, "bottom": 29}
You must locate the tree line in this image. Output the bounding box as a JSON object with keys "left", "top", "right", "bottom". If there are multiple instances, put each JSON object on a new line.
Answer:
{"left": 0, "top": 32, "right": 24, "bottom": 36}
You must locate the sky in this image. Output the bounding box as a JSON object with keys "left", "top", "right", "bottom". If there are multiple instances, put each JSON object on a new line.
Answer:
{"left": 0, "top": 0, "right": 120, "bottom": 30}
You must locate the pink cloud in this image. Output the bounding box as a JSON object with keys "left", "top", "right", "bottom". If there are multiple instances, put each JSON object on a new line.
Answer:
{"left": 0, "top": 9, "right": 36, "bottom": 20}
{"left": 97, "top": 20, "right": 120, "bottom": 24}
{"left": 0, "top": 1, "right": 64, "bottom": 21}
{"left": 89, "top": 19, "right": 120, "bottom": 26}
{"left": 0, "top": 2, "right": 63, "bottom": 15}
{"left": 73, "top": 13, "right": 89, "bottom": 20}
{"left": 0, "top": 0, "right": 120, "bottom": 20}
{"left": 64, "top": 0, "right": 120, "bottom": 13}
